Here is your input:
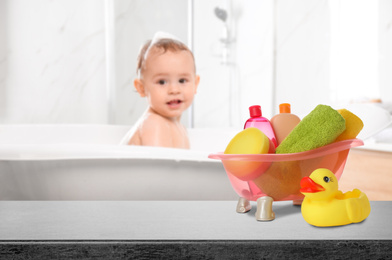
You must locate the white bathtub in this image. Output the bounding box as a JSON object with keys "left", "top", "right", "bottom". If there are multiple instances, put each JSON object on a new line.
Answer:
{"left": 0, "top": 125, "right": 240, "bottom": 200}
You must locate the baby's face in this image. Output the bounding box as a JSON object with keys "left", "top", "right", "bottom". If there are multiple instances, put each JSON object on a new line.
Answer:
{"left": 140, "top": 48, "right": 199, "bottom": 119}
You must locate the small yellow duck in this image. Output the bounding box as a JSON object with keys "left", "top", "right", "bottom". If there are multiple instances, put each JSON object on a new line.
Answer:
{"left": 300, "top": 168, "right": 371, "bottom": 227}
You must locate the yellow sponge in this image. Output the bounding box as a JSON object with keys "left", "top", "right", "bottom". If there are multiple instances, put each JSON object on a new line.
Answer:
{"left": 223, "top": 128, "right": 275, "bottom": 181}
{"left": 224, "top": 127, "right": 271, "bottom": 155}
{"left": 335, "top": 109, "right": 364, "bottom": 141}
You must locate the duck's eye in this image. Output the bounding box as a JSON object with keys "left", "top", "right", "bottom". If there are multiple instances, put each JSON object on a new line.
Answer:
{"left": 323, "top": 176, "right": 330, "bottom": 183}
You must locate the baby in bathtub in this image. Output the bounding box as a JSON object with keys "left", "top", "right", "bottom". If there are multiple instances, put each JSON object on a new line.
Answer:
{"left": 120, "top": 32, "right": 200, "bottom": 148}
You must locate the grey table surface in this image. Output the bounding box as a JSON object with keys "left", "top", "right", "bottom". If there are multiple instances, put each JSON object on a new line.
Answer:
{"left": 0, "top": 200, "right": 390, "bottom": 241}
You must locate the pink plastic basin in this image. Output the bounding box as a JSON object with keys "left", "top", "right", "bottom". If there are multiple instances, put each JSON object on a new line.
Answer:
{"left": 209, "top": 139, "right": 364, "bottom": 202}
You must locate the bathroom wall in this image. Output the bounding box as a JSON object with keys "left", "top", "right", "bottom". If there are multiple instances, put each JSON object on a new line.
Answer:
{"left": 379, "top": 0, "right": 392, "bottom": 105}
{"left": 192, "top": 0, "right": 331, "bottom": 126}
{"left": 274, "top": 0, "right": 330, "bottom": 117}
{"left": 0, "top": 0, "right": 390, "bottom": 127}
{"left": 0, "top": 0, "right": 188, "bottom": 125}
{"left": 193, "top": 0, "right": 274, "bottom": 128}
{"left": 0, "top": 2, "right": 6, "bottom": 121}
{"left": 0, "top": 0, "right": 108, "bottom": 124}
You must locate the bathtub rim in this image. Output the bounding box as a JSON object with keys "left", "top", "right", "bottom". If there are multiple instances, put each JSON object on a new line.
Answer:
{"left": 0, "top": 124, "right": 239, "bottom": 162}
{"left": 0, "top": 143, "right": 219, "bottom": 163}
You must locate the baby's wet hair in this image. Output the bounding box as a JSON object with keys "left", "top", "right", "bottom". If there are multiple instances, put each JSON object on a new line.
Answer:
{"left": 136, "top": 38, "right": 195, "bottom": 76}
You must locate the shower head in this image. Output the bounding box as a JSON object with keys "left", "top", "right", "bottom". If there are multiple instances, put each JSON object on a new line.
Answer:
{"left": 214, "top": 7, "right": 227, "bottom": 22}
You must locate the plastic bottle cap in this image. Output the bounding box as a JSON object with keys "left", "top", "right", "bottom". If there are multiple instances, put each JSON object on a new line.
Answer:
{"left": 249, "top": 105, "right": 262, "bottom": 117}
{"left": 279, "top": 103, "right": 291, "bottom": 113}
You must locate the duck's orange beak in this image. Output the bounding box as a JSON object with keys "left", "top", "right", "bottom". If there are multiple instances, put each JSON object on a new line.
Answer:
{"left": 300, "top": 177, "right": 325, "bottom": 193}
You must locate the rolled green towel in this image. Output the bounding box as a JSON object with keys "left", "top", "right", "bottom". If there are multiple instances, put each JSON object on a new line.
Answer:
{"left": 276, "top": 104, "right": 346, "bottom": 154}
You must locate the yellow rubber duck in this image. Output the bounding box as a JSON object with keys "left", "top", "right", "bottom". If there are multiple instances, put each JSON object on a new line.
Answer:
{"left": 300, "top": 168, "right": 371, "bottom": 227}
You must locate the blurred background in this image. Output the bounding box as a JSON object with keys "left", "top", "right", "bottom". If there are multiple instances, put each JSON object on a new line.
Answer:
{"left": 0, "top": 0, "right": 391, "bottom": 129}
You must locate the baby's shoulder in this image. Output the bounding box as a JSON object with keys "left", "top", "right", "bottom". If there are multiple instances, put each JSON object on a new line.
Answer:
{"left": 140, "top": 113, "right": 171, "bottom": 131}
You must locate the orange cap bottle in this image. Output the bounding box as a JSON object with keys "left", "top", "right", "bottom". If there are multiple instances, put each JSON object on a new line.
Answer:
{"left": 270, "top": 103, "right": 301, "bottom": 145}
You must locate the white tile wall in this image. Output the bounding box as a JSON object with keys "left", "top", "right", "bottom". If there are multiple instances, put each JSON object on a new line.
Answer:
{"left": 0, "top": 0, "right": 107, "bottom": 124}
{"left": 274, "top": 0, "right": 330, "bottom": 117}
{"left": 193, "top": 0, "right": 274, "bottom": 128}
{"left": 379, "top": 0, "right": 392, "bottom": 104}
